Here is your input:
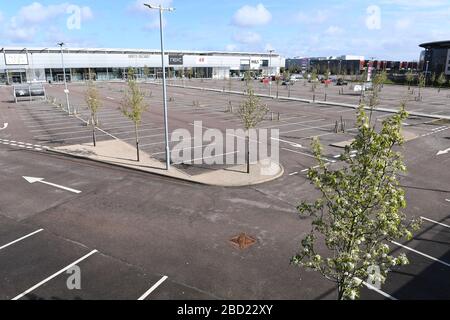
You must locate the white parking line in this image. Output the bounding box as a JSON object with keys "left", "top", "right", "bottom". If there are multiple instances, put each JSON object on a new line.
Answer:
{"left": 34, "top": 129, "right": 93, "bottom": 138}
{"left": 31, "top": 125, "right": 87, "bottom": 133}
{"left": 12, "top": 250, "right": 99, "bottom": 300}
{"left": 122, "top": 132, "right": 164, "bottom": 141}
{"left": 26, "top": 120, "right": 78, "bottom": 128}
{"left": 391, "top": 241, "right": 450, "bottom": 267}
{"left": 138, "top": 276, "right": 169, "bottom": 300}
{"left": 355, "top": 277, "right": 397, "bottom": 300}
{"left": 261, "top": 118, "right": 326, "bottom": 130}
{"left": 282, "top": 147, "right": 333, "bottom": 162}
{"left": 281, "top": 123, "right": 335, "bottom": 135}
{"left": 421, "top": 217, "right": 450, "bottom": 229}
{"left": 0, "top": 229, "right": 44, "bottom": 251}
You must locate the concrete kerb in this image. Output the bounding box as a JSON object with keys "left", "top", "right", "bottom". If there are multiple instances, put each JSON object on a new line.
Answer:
{"left": 150, "top": 82, "right": 450, "bottom": 121}
{"left": 43, "top": 143, "right": 285, "bottom": 188}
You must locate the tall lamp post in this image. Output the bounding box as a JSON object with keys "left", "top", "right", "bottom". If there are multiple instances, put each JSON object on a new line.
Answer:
{"left": 57, "top": 42, "right": 71, "bottom": 115}
{"left": 268, "top": 49, "right": 275, "bottom": 97}
{"left": 144, "top": 3, "right": 175, "bottom": 171}
{"left": 425, "top": 60, "right": 430, "bottom": 87}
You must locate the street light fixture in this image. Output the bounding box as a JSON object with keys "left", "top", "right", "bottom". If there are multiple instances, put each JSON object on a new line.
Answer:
{"left": 144, "top": 3, "right": 174, "bottom": 171}
{"left": 57, "top": 42, "right": 71, "bottom": 115}
{"left": 268, "top": 49, "right": 275, "bottom": 97}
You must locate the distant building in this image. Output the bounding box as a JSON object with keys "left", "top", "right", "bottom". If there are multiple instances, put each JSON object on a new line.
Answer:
{"left": 419, "top": 41, "right": 450, "bottom": 78}
{"left": 0, "top": 47, "right": 285, "bottom": 84}
{"left": 285, "top": 57, "right": 310, "bottom": 72}
{"left": 308, "top": 55, "right": 365, "bottom": 75}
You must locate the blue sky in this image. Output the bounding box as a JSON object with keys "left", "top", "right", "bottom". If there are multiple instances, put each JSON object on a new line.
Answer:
{"left": 0, "top": 0, "right": 449, "bottom": 60}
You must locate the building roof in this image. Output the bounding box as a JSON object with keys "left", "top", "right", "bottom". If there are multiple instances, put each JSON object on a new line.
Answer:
{"left": 419, "top": 41, "right": 450, "bottom": 49}
{"left": 0, "top": 47, "right": 282, "bottom": 57}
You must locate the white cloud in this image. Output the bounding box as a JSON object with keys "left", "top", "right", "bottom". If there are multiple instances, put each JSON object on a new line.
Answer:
{"left": 81, "top": 6, "right": 94, "bottom": 20}
{"left": 130, "top": 0, "right": 173, "bottom": 31}
{"left": 296, "top": 10, "right": 328, "bottom": 24}
{"left": 232, "top": 4, "right": 272, "bottom": 27}
{"left": 233, "top": 31, "right": 262, "bottom": 44}
{"left": 264, "top": 43, "right": 275, "bottom": 51}
{"left": 225, "top": 44, "right": 238, "bottom": 51}
{"left": 1, "top": 2, "right": 94, "bottom": 44}
{"left": 325, "top": 26, "right": 344, "bottom": 36}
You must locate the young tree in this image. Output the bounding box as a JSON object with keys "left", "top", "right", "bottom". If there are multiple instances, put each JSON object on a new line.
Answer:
{"left": 405, "top": 71, "right": 414, "bottom": 91}
{"left": 283, "top": 70, "right": 291, "bottom": 97}
{"left": 143, "top": 65, "right": 151, "bottom": 80}
{"left": 310, "top": 68, "right": 318, "bottom": 97}
{"left": 85, "top": 81, "right": 102, "bottom": 147}
{"left": 238, "top": 72, "right": 269, "bottom": 174}
{"left": 120, "top": 68, "right": 149, "bottom": 162}
{"left": 436, "top": 72, "right": 446, "bottom": 93}
{"left": 275, "top": 75, "right": 281, "bottom": 99}
{"left": 367, "top": 71, "right": 387, "bottom": 108}
{"left": 292, "top": 104, "right": 421, "bottom": 300}
{"left": 430, "top": 73, "right": 436, "bottom": 87}
{"left": 417, "top": 73, "right": 426, "bottom": 100}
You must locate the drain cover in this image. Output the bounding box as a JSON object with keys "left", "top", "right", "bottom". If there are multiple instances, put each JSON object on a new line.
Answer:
{"left": 230, "top": 233, "right": 257, "bottom": 250}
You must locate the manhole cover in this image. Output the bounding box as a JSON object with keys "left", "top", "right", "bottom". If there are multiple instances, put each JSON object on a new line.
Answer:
{"left": 230, "top": 233, "right": 257, "bottom": 250}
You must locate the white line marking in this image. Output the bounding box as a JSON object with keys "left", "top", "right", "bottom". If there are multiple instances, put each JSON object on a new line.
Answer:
{"left": 289, "top": 172, "right": 299, "bottom": 176}
{"left": 138, "top": 276, "right": 168, "bottom": 300}
{"left": 0, "top": 229, "right": 44, "bottom": 251}
{"left": 282, "top": 147, "right": 332, "bottom": 162}
{"left": 271, "top": 137, "right": 304, "bottom": 149}
{"left": 281, "top": 123, "right": 335, "bottom": 135}
{"left": 391, "top": 241, "right": 450, "bottom": 267}
{"left": 0, "top": 123, "right": 8, "bottom": 130}
{"left": 355, "top": 277, "right": 397, "bottom": 300}
{"left": 12, "top": 250, "right": 98, "bottom": 300}
{"left": 261, "top": 118, "right": 326, "bottom": 130}
{"left": 23, "top": 176, "right": 82, "bottom": 194}
{"left": 421, "top": 217, "right": 450, "bottom": 229}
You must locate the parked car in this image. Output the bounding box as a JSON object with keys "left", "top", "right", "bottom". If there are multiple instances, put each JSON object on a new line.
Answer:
{"left": 336, "top": 78, "right": 348, "bottom": 86}
{"left": 290, "top": 74, "right": 303, "bottom": 82}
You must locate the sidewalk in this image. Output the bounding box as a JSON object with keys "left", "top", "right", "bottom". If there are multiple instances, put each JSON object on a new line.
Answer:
{"left": 47, "top": 140, "right": 284, "bottom": 187}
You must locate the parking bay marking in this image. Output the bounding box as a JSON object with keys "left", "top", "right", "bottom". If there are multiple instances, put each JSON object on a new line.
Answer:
{"left": 421, "top": 217, "right": 450, "bottom": 229}
{"left": 391, "top": 241, "right": 450, "bottom": 268}
{"left": 23, "top": 176, "right": 82, "bottom": 194}
{"left": 12, "top": 250, "right": 98, "bottom": 300}
{"left": 138, "top": 276, "right": 168, "bottom": 300}
{"left": 0, "top": 229, "right": 44, "bottom": 251}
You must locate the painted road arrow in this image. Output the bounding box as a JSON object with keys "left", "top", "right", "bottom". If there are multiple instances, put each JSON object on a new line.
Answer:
{"left": 437, "top": 148, "right": 450, "bottom": 156}
{"left": 0, "top": 123, "right": 8, "bottom": 130}
{"left": 23, "top": 176, "right": 82, "bottom": 194}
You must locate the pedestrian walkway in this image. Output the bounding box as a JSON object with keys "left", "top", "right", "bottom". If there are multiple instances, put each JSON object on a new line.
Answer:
{"left": 47, "top": 139, "right": 284, "bottom": 187}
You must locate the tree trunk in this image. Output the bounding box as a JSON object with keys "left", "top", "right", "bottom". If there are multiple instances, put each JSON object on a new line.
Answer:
{"left": 91, "top": 115, "right": 96, "bottom": 147}
{"left": 135, "top": 122, "right": 140, "bottom": 162}
{"left": 246, "top": 133, "right": 250, "bottom": 174}
{"left": 337, "top": 285, "right": 345, "bottom": 300}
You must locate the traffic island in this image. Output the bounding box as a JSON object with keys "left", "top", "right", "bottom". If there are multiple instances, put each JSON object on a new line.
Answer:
{"left": 46, "top": 140, "right": 284, "bottom": 187}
